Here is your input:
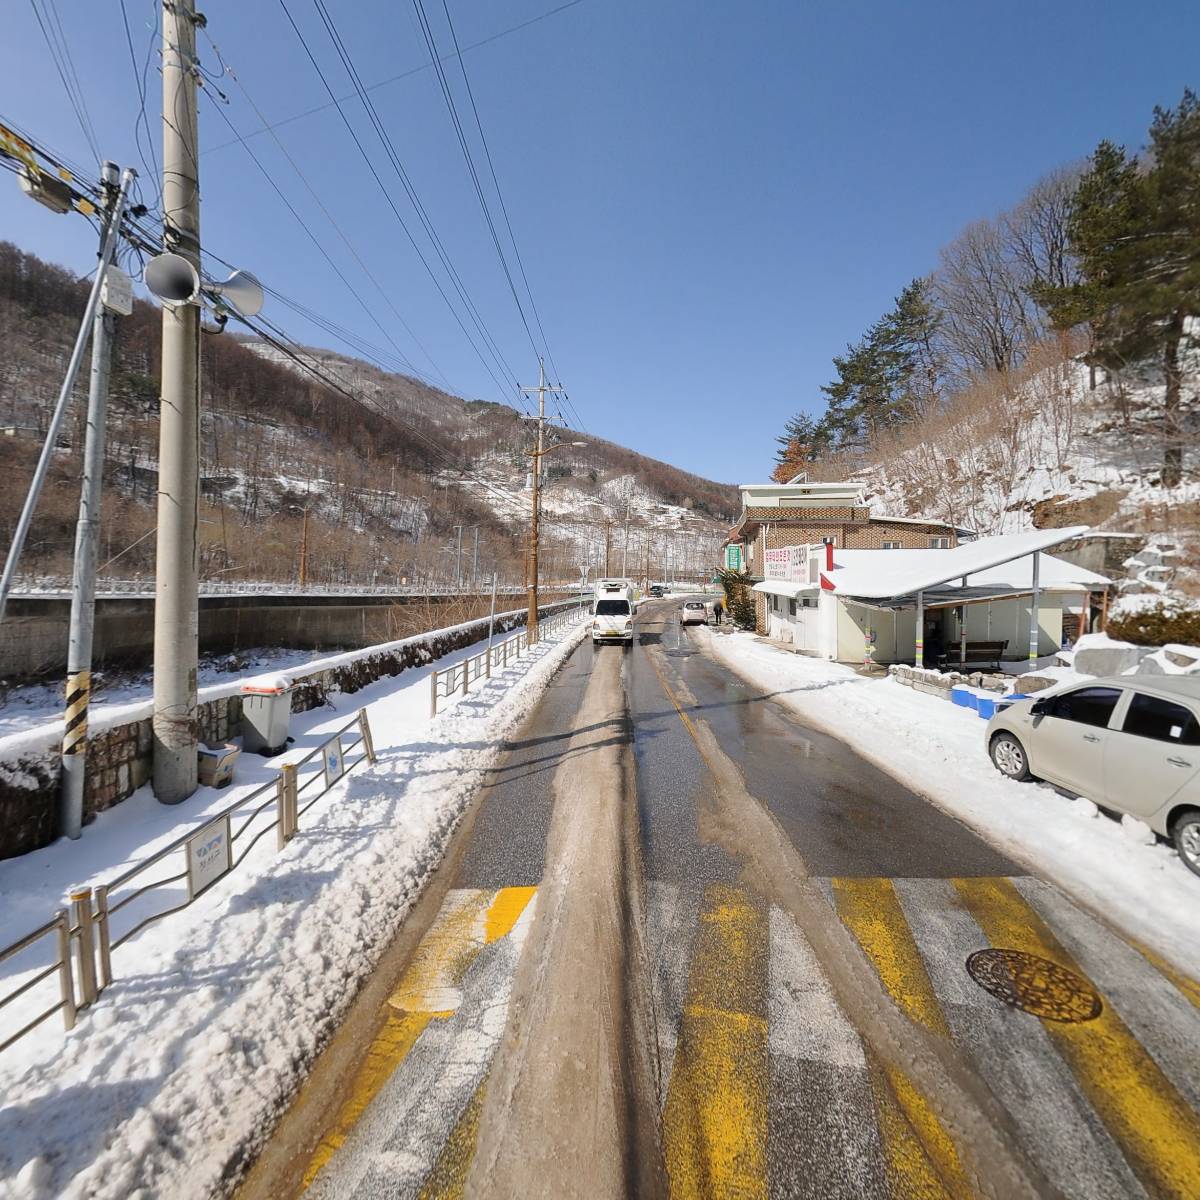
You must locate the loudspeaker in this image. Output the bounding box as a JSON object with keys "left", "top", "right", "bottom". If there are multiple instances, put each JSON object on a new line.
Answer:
{"left": 211, "top": 269, "right": 264, "bottom": 318}
{"left": 144, "top": 252, "right": 200, "bottom": 305}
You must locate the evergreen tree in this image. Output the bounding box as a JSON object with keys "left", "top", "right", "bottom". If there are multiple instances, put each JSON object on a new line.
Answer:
{"left": 1037, "top": 92, "right": 1200, "bottom": 485}
{"left": 771, "top": 412, "right": 832, "bottom": 481}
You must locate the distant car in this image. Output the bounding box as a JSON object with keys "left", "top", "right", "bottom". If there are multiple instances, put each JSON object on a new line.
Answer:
{"left": 680, "top": 600, "right": 708, "bottom": 626}
{"left": 649, "top": 585, "right": 665, "bottom": 598}
{"left": 985, "top": 676, "right": 1200, "bottom": 876}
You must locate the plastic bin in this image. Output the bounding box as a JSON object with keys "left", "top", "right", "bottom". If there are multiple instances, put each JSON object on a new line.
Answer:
{"left": 240, "top": 678, "right": 294, "bottom": 755}
{"left": 950, "top": 686, "right": 977, "bottom": 710}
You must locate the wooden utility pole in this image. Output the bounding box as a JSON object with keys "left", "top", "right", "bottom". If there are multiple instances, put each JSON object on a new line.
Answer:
{"left": 603, "top": 520, "right": 612, "bottom": 577}
{"left": 520, "top": 360, "right": 565, "bottom": 645}
{"left": 298, "top": 508, "right": 309, "bottom": 588}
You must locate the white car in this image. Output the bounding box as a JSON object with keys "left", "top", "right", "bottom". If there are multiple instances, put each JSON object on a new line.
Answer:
{"left": 680, "top": 601, "right": 708, "bottom": 626}
{"left": 593, "top": 597, "right": 634, "bottom": 645}
{"left": 985, "top": 675, "right": 1200, "bottom": 876}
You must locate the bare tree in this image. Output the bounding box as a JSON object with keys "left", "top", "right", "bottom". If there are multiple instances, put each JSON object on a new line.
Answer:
{"left": 935, "top": 218, "right": 1034, "bottom": 380}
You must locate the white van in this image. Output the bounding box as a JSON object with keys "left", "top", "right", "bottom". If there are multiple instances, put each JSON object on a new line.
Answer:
{"left": 593, "top": 579, "right": 636, "bottom": 645}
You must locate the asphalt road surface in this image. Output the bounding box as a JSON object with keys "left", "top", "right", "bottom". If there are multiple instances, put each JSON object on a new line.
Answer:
{"left": 241, "top": 599, "right": 1200, "bottom": 1200}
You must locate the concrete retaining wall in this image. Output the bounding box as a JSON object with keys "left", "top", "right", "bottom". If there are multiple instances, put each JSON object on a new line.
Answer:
{"left": 0, "top": 591, "right": 546, "bottom": 679}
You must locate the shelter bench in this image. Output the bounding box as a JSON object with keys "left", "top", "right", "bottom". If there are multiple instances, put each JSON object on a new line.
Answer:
{"left": 936, "top": 640, "right": 1008, "bottom": 670}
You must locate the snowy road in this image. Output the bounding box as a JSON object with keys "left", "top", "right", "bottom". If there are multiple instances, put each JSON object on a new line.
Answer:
{"left": 241, "top": 600, "right": 1200, "bottom": 1199}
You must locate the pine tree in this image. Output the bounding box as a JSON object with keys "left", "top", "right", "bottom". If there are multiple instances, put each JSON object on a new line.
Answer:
{"left": 1037, "top": 92, "right": 1200, "bottom": 486}
{"left": 771, "top": 412, "right": 831, "bottom": 481}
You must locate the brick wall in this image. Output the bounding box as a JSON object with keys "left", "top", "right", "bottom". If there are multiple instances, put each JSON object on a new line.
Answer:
{"left": 745, "top": 505, "right": 869, "bottom": 522}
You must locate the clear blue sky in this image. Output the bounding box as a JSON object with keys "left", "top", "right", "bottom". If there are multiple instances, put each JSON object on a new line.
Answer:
{"left": 2, "top": 1, "right": 1197, "bottom": 485}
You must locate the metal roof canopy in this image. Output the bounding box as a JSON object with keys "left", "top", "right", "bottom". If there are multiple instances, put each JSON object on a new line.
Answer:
{"left": 846, "top": 584, "right": 1092, "bottom": 612}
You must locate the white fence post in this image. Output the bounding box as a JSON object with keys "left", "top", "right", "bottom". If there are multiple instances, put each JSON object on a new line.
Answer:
{"left": 56, "top": 910, "right": 76, "bottom": 1031}
{"left": 68, "top": 887, "right": 97, "bottom": 1009}
{"left": 359, "top": 708, "right": 376, "bottom": 763}
{"left": 430, "top": 669, "right": 439, "bottom": 718}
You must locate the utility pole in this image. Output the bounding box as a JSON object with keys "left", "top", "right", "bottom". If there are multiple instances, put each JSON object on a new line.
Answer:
{"left": 472, "top": 525, "right": 479, "bottom": 590}
{"left": 297, "top": 507, "right": 309, "bottom": 588}
{"left": 603, "top": 520, "right": 612, "bottom": 577}
{"left": 621, "top": 503, "right": 631, "bottom": 577}
{"left": 152, "top": 0, "right": 202, "bottom": 804}
{"left": 59, "top": 162, "right": 136, "bottom": 840}
{"left": 520, "top": 359, "right": 565, "bottom": 645}
{"left": 453, "top": 524, "right": 463, "bottom": 589}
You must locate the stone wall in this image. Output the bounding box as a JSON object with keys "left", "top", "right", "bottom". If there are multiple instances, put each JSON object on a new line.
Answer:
{"left": 0, "top": 601, "right": 575, "bottom": 861}
{"left": 887, "top": 664, "right": 1008, "bottom": 697}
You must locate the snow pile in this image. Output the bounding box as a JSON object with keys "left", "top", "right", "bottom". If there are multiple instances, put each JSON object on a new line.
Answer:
{"left": 698, "top": 629, "right": 1199, "bottom": 982}
{"left": 0, "top": 618, "right": 587, "bottom": 1199}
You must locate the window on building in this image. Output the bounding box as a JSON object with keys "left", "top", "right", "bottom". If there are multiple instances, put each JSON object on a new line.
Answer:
{"left": 1045, "top": 686, "right": 1122, "bottom": 729}
{"left": 881, "top": 540, "right": 902, "bottom": 549}
{"left": 1120, "top": 693, "right": 1200, "bottom": 744}
{"left": 929, "top": 536, "right": 951, "bottom": 549}
{"left": 788, "top": 599, "right": 797, "bottom": 616}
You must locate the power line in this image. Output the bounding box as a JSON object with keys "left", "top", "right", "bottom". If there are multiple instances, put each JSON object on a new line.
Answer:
{"left": 197, "top": 27, "right": 453, "bottom": 393}
{"left": 27, "top": 0, "right": 100, "bottom": 161}
{"left": 433, "top": 0, "right": 586, "bottom": 433}
{"left": 305, "top": 0, "right": 527, "bottom": 404}
{"left": 277, "top": 0, "right": 529, "bottom": 411}
{"left": 204, "top": 0, "right": 588, "bottom": 157}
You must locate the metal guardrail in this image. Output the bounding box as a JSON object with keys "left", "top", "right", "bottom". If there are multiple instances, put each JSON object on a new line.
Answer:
{"left": 0, "top": 600, "right": 584, "bottom": 1055}
{"left": 429, "top": 606, "right": 583, "bottom": 716}
{"left": 7, "top": 576, "right": 590, "bottom": 599}
{"left": 0, "top": 709, "right": 374, "bottom": 1055}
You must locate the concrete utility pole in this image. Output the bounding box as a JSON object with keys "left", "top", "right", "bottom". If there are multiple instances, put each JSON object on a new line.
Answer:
{"left": 453, "top": 525, "right": 463, "bottom": 588}
{"left": 603, "top": 520, "right": 612, "bottom": 577}
{"left": 621, "top": 502, "right": 631, "bottom": 576}
{"left": 297, "top": 507, "right": 309, "bottom": 588}
{"left": 520, "top": 360, "right": 565, "bottom": 645}
{"left": 60, "top": 163, "right": 137, "bottom": 840}
{"left": 472, "top": 525, "right": 479, "bottom": 589}
{"left": 152, "top": 0, "right": 202, "bottom": 804}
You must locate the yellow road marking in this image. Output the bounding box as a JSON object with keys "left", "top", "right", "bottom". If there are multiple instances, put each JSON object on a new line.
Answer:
{"left": 418, "top": 1082, "right": 487, "bottom": 1200}
{"left": 833, "top": 878, "right": 974, "bottom": 1200}
{"left": 663, "top": 884, "right": 768, "bottom": 1199}
{"left": 301, "top": 887, "right": 535, "bottom": 1190}
{"left": 1127, "top": 934, "right": 1200, "bottom": 1012}
{"left": 955, "top": 877, "right": 1200, "bottom": 1199}
{"left": 484, "top": 885, "right": 536, "bottom": 944}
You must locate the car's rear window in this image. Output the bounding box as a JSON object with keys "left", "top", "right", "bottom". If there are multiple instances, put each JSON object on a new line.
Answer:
{"left": 596, "top": 600, "right": 631, "bottom": 616}
{"left": 684, "top": 602, "right": 704, "bottom": 609}
{"left": 1121, "top": 692, "right": 1200, "bottom": 745}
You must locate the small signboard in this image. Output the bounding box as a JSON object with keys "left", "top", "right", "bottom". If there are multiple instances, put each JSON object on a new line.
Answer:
{"left": 323, "top": 735, "right": 345, "bottom": 788}
{"left": 764, "top": 545, "right": 807, "bottom": 581}
{"left": 724, "top": 544, "right": 743, "bottom": 571}
{"left": 186, "top": 814, "right": 232, "bottom": 899}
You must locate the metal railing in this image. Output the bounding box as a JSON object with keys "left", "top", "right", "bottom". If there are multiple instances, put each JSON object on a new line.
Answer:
{"left": 429, "top": 605, "right": 583, "bottom": 716}
{"left": 0, "top": 709, "right": 374, "bottom": 1055}
{"left": 0, "top": 600, "right": 583, "bottom": 1055}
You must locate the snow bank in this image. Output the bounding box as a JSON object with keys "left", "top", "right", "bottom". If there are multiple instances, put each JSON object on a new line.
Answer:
{"left": 696, "top": 629, "right": 1199, "bottom": 982}
{"left": 0, "top": 618, "right": 587, "bottom": 1199}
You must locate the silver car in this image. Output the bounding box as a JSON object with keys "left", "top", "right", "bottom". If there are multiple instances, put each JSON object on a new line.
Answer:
{"left": 680, "top": 600, "right": 708, "bottom": 626}
{"left": 986, "top": 675, "right": 1200, "bottom": 876}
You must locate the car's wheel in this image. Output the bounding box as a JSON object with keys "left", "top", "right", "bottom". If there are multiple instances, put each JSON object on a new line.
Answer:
{"left": 1171, "top": 810, "right": 1200, "bottom": 878}
{"left": 989, "top": 732, "right": 1032, "bottom": 781}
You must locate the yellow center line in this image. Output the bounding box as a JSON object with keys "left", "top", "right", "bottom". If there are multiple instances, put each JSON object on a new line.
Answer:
{"left": 300, "top": 887, "right": 535, "bottom": 1190}
{"left": 663, "top": 884, "right": 769, "bottom": 1200}
{"left": 833, "top": 878, "right": 975, "bottom": 1200}
{"left": 954, "top": 876, "right": 1200, "bottom": 1199}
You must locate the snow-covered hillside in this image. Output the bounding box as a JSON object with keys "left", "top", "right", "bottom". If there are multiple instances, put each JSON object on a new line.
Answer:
{"left": 849, "top": 336, "right": 1200, "bottom": 598}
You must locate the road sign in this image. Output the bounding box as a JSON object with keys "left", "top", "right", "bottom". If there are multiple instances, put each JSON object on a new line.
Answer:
{"left": 186, "top": 814, "right": 232, "bottom": 899}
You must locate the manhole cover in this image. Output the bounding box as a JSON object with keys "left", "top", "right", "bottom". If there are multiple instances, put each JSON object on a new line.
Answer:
{"left": 965, "top": 948, "right": 1102, "bottom": 1023}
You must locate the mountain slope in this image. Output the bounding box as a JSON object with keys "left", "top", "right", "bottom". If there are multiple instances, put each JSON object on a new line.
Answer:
{"left": 0, "top": 242, "right": 736, "bottom": 588}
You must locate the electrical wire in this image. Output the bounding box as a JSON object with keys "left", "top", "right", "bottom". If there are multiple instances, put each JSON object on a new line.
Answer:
{"left": 204, "top": 0, "right": 588, "bottom": 157}
{"left": 433, "top": 0, "right": 585, "bottom": 433}
{"left": 28, "top": 0, "right": 101, "bottom": 163}
{"left": 118, "top": 0, "right": 163, "bottom": 213}
{"left": 197, "top": 27, "right": 453, "bottom": 393}
{"left": 292, "top": 0, "right": 529, "bottom": 408}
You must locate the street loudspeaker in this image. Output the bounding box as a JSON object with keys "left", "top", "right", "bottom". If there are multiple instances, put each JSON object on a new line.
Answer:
{"left": 145, "top": 252, "right": 200, "bottom": 306}
{"left": 210, "top": 269, "right": 264, "bottom": 318}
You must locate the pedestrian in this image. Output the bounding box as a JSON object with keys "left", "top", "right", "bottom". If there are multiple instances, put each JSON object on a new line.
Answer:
{"left": 712, "top": 598, "right": 723, "bottom": 625}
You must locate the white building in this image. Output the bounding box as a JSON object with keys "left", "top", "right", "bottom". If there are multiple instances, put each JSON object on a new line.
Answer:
{"left": 751, "top": 526, "right": 1110, "bottom": 668}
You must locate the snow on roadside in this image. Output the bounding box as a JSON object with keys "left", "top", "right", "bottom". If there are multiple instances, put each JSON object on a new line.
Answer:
{"left": 695, "top": 628, "right": 1200, "bottom": 981}
{"left": 0, "top": 618, "right": 588, "bottom": 1200}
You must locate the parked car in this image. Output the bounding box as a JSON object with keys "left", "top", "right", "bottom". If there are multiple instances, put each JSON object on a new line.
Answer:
{"left": 985, "top": 676, "right": 1200, "bottom": 876}
{"left": 680, "top": 600, "right": 708, "bottom": 626}
{"left": 649, "top": 585, "right": 665, "bottom": 598}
